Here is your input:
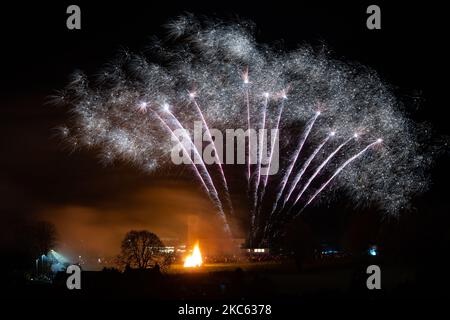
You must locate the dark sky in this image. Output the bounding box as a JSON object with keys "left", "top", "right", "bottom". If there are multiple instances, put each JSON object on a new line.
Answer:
{"left": 1, "top": 1, "right": 449, "bottom": 263}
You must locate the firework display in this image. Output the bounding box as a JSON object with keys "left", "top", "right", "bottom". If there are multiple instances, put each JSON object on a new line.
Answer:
{"left": 57, "top": 16, "right": 431, "bottom": 244}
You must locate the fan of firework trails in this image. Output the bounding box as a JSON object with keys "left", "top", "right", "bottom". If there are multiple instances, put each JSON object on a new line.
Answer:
{"left": 56, "top": 15, "right": 431, "bottom": 246}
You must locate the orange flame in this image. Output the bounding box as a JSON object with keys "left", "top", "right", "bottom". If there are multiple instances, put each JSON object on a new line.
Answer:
{"left": 183, "top": 242, "right": 203, "bottom": 267}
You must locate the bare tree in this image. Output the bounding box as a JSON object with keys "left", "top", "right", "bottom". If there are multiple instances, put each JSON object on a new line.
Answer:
{"left": 31, "top": 221, "right": 58, "bottom": 256}
{"left": 118, "top": 230, "right": 172, "bottom": 270}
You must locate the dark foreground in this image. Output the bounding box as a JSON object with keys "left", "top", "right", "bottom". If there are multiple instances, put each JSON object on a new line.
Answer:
{"left": 6, "top": 259, "right": 446, "bottom": 301}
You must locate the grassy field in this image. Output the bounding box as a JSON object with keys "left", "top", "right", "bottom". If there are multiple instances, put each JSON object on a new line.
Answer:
{"left": 167, "top": 260, "right": 417, "bottom": 295}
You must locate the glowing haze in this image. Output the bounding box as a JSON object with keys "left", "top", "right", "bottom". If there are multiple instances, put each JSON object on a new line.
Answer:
{"left": 57, "top": 15, "right": 431, "bottom": 245}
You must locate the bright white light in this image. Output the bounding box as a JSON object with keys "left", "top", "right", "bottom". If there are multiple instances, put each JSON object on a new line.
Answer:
{"left": 354, "top": 133, "right": 359, "bottom": 138}
{"left": 330, "top": 131, "right": 336, "bottom": 137}
{"left": 316, "top": 111, "right": 321, "bottom": 116}
{"left": 263, "top": 92, "right": 270, "bottom": 98}
{"left": 188, "top": 92, "right": 196, "bottom": 99}
{"left": 138, "top": 101, "right": 148, "bottom": 111}
{"left": 162, "top": 103, "right": 170, "bottom": 111}
{"left": 377, "top": 138, "right": 383, "bottom": 143}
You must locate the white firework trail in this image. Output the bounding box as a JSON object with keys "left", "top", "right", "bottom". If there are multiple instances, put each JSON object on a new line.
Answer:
{"left": 281, "top": 132, "right": 333, "bottom": 210}
{"left": 261, "top": 92, "right": 287, "bottom": 193}
{"left": 269, "top": 111, "right": 320, "bottom": 218}
{"left": 243, "top": 68, "right": 252, "bottom": 184}
{"left": 163, "top": 106, "right": 232, "bottom": 235}
{"left": 295, "top": 139, "right": 383, "bottom": 217}
{"left": 190, "top": 96, "right": 234, "bottom": 216}
{"left": 250, "top": 93, "right": 270, "bottom": 237}
{"left": 153, "top": 110, "right": 231, "bottom": 234}
{"left": 254, "top": 95, "right": 269, "bottom": 204}
{"left": 253, "top": 93, "right": 286, "bottom": 235}
{"left": 287, "top": 135, "right": 355, "bottom": 213}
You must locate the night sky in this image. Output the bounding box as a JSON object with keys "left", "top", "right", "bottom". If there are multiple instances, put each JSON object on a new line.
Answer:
{"left": 1, "top": 2, "right": 449, "bottom": 264}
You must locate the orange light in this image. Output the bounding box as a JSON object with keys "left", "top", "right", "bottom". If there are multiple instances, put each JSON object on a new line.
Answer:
{"left": 183, "top": 242, "right": 203, "bottom": 267}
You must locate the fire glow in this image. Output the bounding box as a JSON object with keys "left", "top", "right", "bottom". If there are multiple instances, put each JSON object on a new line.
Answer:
{"left": 183, "top": 242, "right": 203, "bottom": 268}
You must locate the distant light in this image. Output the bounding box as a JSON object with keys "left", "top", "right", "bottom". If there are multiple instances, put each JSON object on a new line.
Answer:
{"left": 316, "top": 111, "right": 321, "bottom": 116}
{"left": 354, "top": 133, "right": 359, "bottom": 138}
{"left": 369, "top": 246, "right": 377, "bottom": 256}
{"left": 330, "top": 131, "right": 336, "bottom": 137}
{"left": 377, "top": 138, "right": 383, "bottom": 143}
{"left": 243, "top": 79, "right": 249, "bottom": 84}
{"left": 263, "top": 92, "right": 270, "bottom": 98}
{"left": 162, "top": 103, "right": 170, "bottom": 111}
{"left": 321, "top": 249, "right": 338, "bottom": 255}
{"left": 188, "top": 92, "right": 196, "bottom": 99}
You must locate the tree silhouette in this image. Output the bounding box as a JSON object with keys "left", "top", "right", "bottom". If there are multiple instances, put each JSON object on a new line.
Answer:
{"left": 31, "top": 220, "right": 58, "bottom": 256}
{"left": 118, "top": 230, "right": 172, "bottom": 270}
